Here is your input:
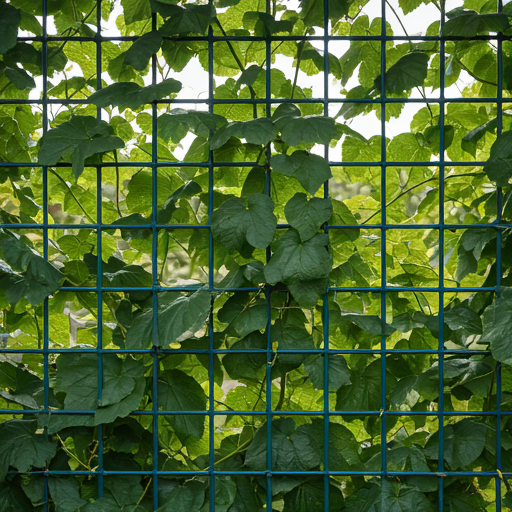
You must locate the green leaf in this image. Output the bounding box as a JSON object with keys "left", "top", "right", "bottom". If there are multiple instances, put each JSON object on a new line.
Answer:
{"left": 0, "top": 3, "right": 21, "bottom": 54}
{"left": 57, "top": 234, "right": 93, "bottom": 260}
{"left": 222, "top": 331, "right": 266, "bottom": 381}
{"left": 483, "top": 130, "right": 512, "bottom": 186}
{"left": 103, "top": 264, "right": 153, "bottom": 288}
{"left": 214, "top": 476, "right": 237, "bottom": 512}
{"left": 481, "top": 288, "right": 512, "bottom": 363}
{"left": 444, "top": 304, "right": 482, "bottom": 334}
{"left": 211, "top": 193, "right": 277, "bottom": 253}
{"left": 48, "top": 478, "right": 87, "bottom": 512}
{"left": 461, "top": 116, "right": 499, "bottom": 157}
{"left": 158, "top": 110, "right": 227, "bottom": 143}
{"left": 108, "top": 31, "right": 163, "bottom": 80}
{"left": 379, "top": 480, "right": 433, "bottom": 512}
{"left": 157, "top": 369, "right": 207, "bottom": 440}
{"left": 82, "top": 496, "right": 124, "bottom": 512}
{"left": 275, "top": 115, "right": 338, "bottom": 146}
{"left": 217, "top": 292, "right": 268, "bottom": 338}
{"left": 304, "top": 354, "right": 351, "bottom": 390}
{"left": 459, "top": 228, "right": 496, "bottom": 260}
{"left": 399, "top": 0, "right": 430, "bottom": 15}
{"left": 424, "top": 418, "right": 488, "bottom": 470}
{"left": 375, "top": 52, "right": 429, "bottom": 94}
{"left": 38, "top": 116, "right": 125, "bottom": 181}
{"left": 243, "top": 11, "right": 295, "bottom": 35}
{"left": 245, "top": 418, "right": 321, "bottom": 471}
{"left": 283, "top": 477, "right": 344, "bottom": 512}
{"left": 4, "top": 66, "right": 35, "bottom": 90}
{"left": 121, "top": 0, "right": 151, "bottom": 24}
{"left": 336, "top": 359, "right": 382, "bottom": 411}
{"left": 444, "top": 488, "right": 489, "bottom": 512}
{"left": 55, "top": 353, "right": 145, "bottom": 424}
{"left": 156, "top": 481, "right": 205, "bottom": 512}
{"left": 0, "top": 362, "right": 45, "bottom": 409}
{"left": 126, "top": 289, "right": 211, "bottom": 349}
{"left": 284, "top": 193, "right": 332, "bottom": 242}
{"left": 89, "top": 78, "right": 182, "bottom": 111}
{"left": 271, "top": 151, "right": 333, "bottom": 194}
{"left": 271, "top": 317, "right": 316, "bottom": 375}
{"left": 264, "top": 231, "right": 332, "bottom": 286}
{"left": 0, "top": 420, "right": 57, "bottom": 481}
{"left": 387, "top": 132, "right": 432, "bottom": 163}
{"left": 157, "top": 3, "right": 214, "bottom": 35}
{"left": 0, "top": 230, "right": 64, "bottom": 305}
{"left": 299, "top": 0, "right": 352, "bottom": 27}
{"left": 0, "top": 481, "right": 33, "bottom": 511}
{"left": 288, "top": 277, "right": 329, "bottom": 309}
{"left": 210, "top": 118, "right": 277, "bottom": 149}
{"left": 442, "top": 10, "right": 510, "bottom": 37}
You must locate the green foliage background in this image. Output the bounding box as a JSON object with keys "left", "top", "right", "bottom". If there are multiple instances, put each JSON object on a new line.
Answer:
{"left": 1, "top": 0, "right": 512, "bottom": 510}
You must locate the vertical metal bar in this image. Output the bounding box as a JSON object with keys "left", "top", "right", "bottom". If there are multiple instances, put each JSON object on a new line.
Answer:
{"left": 438, "top": 3, "right": 446, "bottom": 510}
{"left": 322, "top": 0, "right": 330, "bottom": 509}
{"left": 380, "top": 0, "right": 387, "bottom": 496}
{"left": 264, "top": 3, "right": 273, "bottom": 511}
{"left": 208, "top": 8, "right": 216, "bottom": 509}
{"left": 264, "top": 25, "right": 274, "bottom": 512}
{"left": 151, "top": 9, "right": 160, "bottom": 510}
{"left": 42, "top": 1, "right": 49, "bottom": 509}
{"left": 95, "top": 0, "right": 104, "bottom": 498}
{"left": 496, "top": 1, "right": 504, "bottom": 509}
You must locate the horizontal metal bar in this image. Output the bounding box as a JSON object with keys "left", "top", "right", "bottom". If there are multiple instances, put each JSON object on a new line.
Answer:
{"left": 0, "top": 348, "right": 491, "bottom": 355}
{"left": 0, "top": 409, "right": 505, "bottom": 416}
{"left": 1, "top": 223, "right": 505, "bottom": 230}
{"left": 7, "top": 469, "right": 512, "bottom": 477}
{"left": 16, "top": 34, "right": 511, "bottom": 43}
{"left": 0, "top": 97, "right": 509, "bottom": 106}
{"left": 0, "top": 160, "right": 492, "bottom": 168}
{"left": 41, "top": 285, "right": 497, "bottom": 293}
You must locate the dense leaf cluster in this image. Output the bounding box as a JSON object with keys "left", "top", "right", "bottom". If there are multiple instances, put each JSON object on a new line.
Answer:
{"left": 2, "top": 0, "right": 512, "bottom": 510}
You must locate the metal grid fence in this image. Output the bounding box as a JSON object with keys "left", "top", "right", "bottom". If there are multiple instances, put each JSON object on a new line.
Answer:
{"left": 0, "top": 0, "right": 509, "bottom": 510}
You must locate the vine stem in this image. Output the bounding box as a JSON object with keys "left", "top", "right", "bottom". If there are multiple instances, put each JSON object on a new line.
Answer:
{"left": 135, "top": 477, "right": 153, "bottom": 507}
{"left": 291, "top": 30, "right": 309, "bottom": 100}
{"left": 203, "top": 437, "right": 253, "bottom": 470}
{"left": 214, "top": 17, "right": 258, "bottom": 118}
{"left": 47, "top": 169, "right": 96, "bottom": 223}
{"left": 113, "top": 150, "right": 122, "bottom": 218}
{"left": 276, "top": 372, "right": 287, "bottom": 411}
{"left": 455, "top": 57, "right": 498, "bottom": 87}
{"left": 56, "top": 434, "right": 90, "bottom": 470}
{"left": 385, "top": 0, "right": 412, "bottom": 51}
{"left": 362, "top": 172, "right": 486, "bottom": 225}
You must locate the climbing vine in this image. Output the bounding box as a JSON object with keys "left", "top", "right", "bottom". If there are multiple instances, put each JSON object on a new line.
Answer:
{"left": 2, "top": 0, "right": 512, "bottom": 510}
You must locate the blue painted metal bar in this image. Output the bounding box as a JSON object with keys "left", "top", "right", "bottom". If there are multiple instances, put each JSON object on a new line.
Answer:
{"left": 3, "top": 222, "right": 511, "bottom": 229}
{"left": 496, "top": 2, "right": 504, "bottom": 509}
{"left": 151, "top": 9, "right": 160, "bottom": 509}
{"left": 95, "top": 0, "right": 105, "bottom": 499}
{"left": 2, "top": 408, "right": 511, "bottom": 417}
{"left": 438, "top": 3, "right": 446, "bottom": 509}
{"left": 0, "top": 158, "right": 497, "bottom": 168}
{"left": 380, "top": 0, "right": 388, "bottom": 490}
{"left": 207, "top": 12, "right": 216, "bottom": 510}
{"left": 12, "top": 33, "right": 511, "bottom": 43}
{"left": 0, "top": 348, "right": 495, "bottom": 355}
{"left": 41, "top": 0, "right": 50, "bottom": 508}
{"left": 265, "top": 3, "right": 273, "bottom": 507}
{"left": 323, "top": 0, "right": 331, "bottom": 508}
{"left": 10, "top": 468, "right": 512, "bottom": 477}
{"left": 0, "top": 94, "right": 509, "bottom": 105}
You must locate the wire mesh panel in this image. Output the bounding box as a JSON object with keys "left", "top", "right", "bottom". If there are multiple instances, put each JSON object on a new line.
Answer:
{"left": 0, "top": 0, "right": 511, "bottom": 510}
